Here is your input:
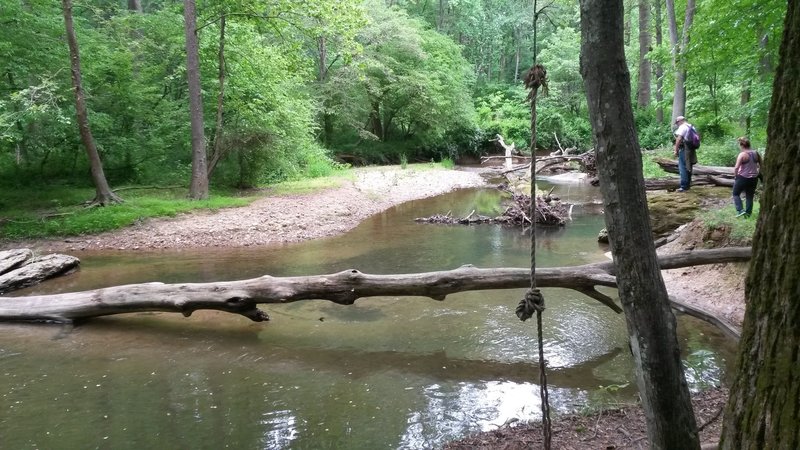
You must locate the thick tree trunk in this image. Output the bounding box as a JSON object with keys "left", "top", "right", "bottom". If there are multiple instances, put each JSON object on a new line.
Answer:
{"left": 636, "top": 0, "right": 651, "bottom": 107}
{"left": 369, "top": 100, "right": 384, "bottom": 141}
{"left": 62, "top": 0, "right": 121, "bottom": 206}
{"left": 720, "top": 2, "right": 800, "bottom": 448}
{"left": 0, "top": 248, "right": 750, "bottom": 325}
{"left": 183, "top": 0, "right": 209, "bottom": 200}
{"left": 579, "top": 0, "right": 700, "bottom": 448}
{"left": 127, "top": 0, "right": 142, "bottom": 12}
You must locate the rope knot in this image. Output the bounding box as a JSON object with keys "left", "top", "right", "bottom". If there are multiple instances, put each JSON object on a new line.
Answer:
{"left": 516, "top": 288, "right": 545, "bottom": 322}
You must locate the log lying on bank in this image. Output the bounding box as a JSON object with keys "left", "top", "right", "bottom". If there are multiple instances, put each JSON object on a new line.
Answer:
{"left": 645, "top": 176, "right": 735, "bottom": 190}
{"left": 0, "top": 248, "right": 751, "bottom": 331}
{"left": 0, "top": 249, "right": 80, "bottom": 294}
{"left": 654, "top": 158, "right": 735, "bottom": 187}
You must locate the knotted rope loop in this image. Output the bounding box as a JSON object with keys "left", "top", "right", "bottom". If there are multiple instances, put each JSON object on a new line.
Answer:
{"left": 516, "top": 288, "right": 545, "bottom": 322}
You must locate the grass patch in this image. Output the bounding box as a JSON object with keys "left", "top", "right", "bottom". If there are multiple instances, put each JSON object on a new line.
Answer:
{"left": 0, "top": 186, "right": 254, "bottom": 240}
{"left": 698, "top": 201, "right": 760, "bottom": 240}
{"left": 641, "top": 148, "right": 675, "bottom": 179}
{"left": 269, "top": 173, "right": 351, "bottom": 195}
{"left": 439, "top": 157, "right": 455, "bottom": 169}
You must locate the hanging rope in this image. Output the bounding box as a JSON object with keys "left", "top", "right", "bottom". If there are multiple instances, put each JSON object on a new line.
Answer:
{"left": 517, "top": 64, "right": 552, "bottom": 449}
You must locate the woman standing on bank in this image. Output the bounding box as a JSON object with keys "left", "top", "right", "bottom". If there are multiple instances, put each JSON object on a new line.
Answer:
{"left": 732, "top": 136, "right": 762, "bottom": 218}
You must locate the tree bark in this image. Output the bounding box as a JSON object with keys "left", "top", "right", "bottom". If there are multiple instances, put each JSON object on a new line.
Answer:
{"left": 654, "top": 158, "right": 735, "bottom": 178}
{"left": 579, "top": 0, "right": 700, "bottom": 448}
{"left": 720, "top": 2, "right": 800, "bottom": 448}
{"left": 666, "top": 0, "right": 696, "bottom": 124}
{"left": 127, "top": 0, "right": 142, "bottom": 13}
{"left": 644, "top": 176, "right": 727, "bottom": 190}
{"left": 207, "top": 14, "right": 226, "bottom": 178}
{"left": 0, "top": 248, "right": 750, "bottom": 325}
{"left": 183, "top": 0, "right": 209, "bottom": 200}
{"left": 636, "top": 0, "right": 651, "bottom": 107}
{"left": 654, "top": 0, "right": 664, "bottom": 123}
{"left": 62, "top": 0, "right": 122, "bottom": 206}
{"left": 740, "top": 81, "right": 751, "bottom": 133}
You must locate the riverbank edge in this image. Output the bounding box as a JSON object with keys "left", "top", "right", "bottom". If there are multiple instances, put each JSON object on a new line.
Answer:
{"left": 3, "top": 166, "right": 747, "bottom": 449}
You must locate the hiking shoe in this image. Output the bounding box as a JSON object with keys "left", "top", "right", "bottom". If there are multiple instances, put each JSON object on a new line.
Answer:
{"left": 736, "top": 211, "right": 747, "bottom": 218}
{"left": 676, "top": 188, "right": 687, "bottom": 192}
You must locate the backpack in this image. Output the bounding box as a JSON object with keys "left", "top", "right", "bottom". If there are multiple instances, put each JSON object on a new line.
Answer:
{"left": 685, "top": 125, "right": 701, "bottom": 150}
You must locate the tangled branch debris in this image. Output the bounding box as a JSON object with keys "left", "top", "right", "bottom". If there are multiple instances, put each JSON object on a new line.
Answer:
{"left": 415, "top": 188, "right": 570, "bottom": 227}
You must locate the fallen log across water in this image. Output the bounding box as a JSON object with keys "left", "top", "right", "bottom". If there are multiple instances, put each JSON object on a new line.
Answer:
{"left": 0, "top": 248, "right": 751, "bottom": 332}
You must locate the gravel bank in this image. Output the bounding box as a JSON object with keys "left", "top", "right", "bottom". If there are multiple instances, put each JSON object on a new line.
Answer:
{"left": 3, "top": 167, "right": 488, "bottom": 252}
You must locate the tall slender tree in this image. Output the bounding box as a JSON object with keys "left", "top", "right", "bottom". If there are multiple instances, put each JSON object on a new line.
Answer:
{"left": 636, "top": 0, "right": 651, "bottom": 107}
{"left": 654, "top": 0, "right": 664, "bottom": 123}
{"left": 183, "top": 0, "right": 209, "bottom": 200}
{"left": 666, "top": 0, "right": 696, "bottom": 124}
{"left": 720, "top": 1, "right": 800, "bottom": 447}
{"left": 578, "top": 0, "right": 699, "bottom": 447}
{"left": 62, "top": 0, "right": 121, "bottom": 205}
{"left": 207, "top": 14, "right": 226, "bottom": 177}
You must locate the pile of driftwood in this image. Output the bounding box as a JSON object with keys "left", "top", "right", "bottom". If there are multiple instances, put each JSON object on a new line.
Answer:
{"left": 0, "top": 249, "right": 80, "bottom": 294}
{"left": 415, "top": 189, "right": 570, "bottom": 227}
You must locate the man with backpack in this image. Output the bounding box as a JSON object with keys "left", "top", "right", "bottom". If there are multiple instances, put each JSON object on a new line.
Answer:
{"left": 673, "top": 115, "right": 700, "bottom": 192}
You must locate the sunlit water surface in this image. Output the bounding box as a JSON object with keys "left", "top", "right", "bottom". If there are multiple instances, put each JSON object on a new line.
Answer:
{"left": 1, "top": 182, "right": 736, "bottom": 449}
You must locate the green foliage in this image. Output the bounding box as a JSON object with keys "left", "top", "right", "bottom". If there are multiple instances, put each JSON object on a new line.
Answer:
{"left": 695, "top": 141, "right": 739, "bottom": 167}
{"left": 641, "top": 149, "right": 676, "bottom": 179}
{"left": 0, "top": 187, "right": 252, "bottom": 239}
{"left": 474, "top": 86, "right": 530, "bottom": 150}
{"left": 322, "top": 2, "right": 477, "bottom": 163}
{"left": 0, "top": 0, "right": 785, "bottom": 208}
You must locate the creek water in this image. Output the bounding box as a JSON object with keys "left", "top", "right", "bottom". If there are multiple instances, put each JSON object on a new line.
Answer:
{"left": 0, "top": 182, "right": 736, "bottom": 449}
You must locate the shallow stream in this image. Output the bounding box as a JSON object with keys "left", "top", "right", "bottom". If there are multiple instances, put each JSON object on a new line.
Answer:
{"left": 0, "top": 182, "right": 736, "bottom": 449}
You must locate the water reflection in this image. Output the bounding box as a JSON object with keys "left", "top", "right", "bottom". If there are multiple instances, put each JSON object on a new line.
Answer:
{"left": 0, "top": 185, "right": 737, "bottom": 449}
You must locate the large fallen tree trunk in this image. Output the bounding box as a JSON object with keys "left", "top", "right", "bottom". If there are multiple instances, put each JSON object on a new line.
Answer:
{"left": 646, "top": 159, "right": 737, "bottom": 190}
{"left": 655, "top": 158, "right": 735, "bottom": 178}
{"left": 0, "top": 248, "right": 751, "bottom": 329}
{"left": 644, "top": 177, "right": 720, "bottom": 190}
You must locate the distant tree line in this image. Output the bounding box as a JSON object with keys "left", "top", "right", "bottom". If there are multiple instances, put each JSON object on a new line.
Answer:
{"left": 0, "top": 0, "right": 786, "bottom": 193}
